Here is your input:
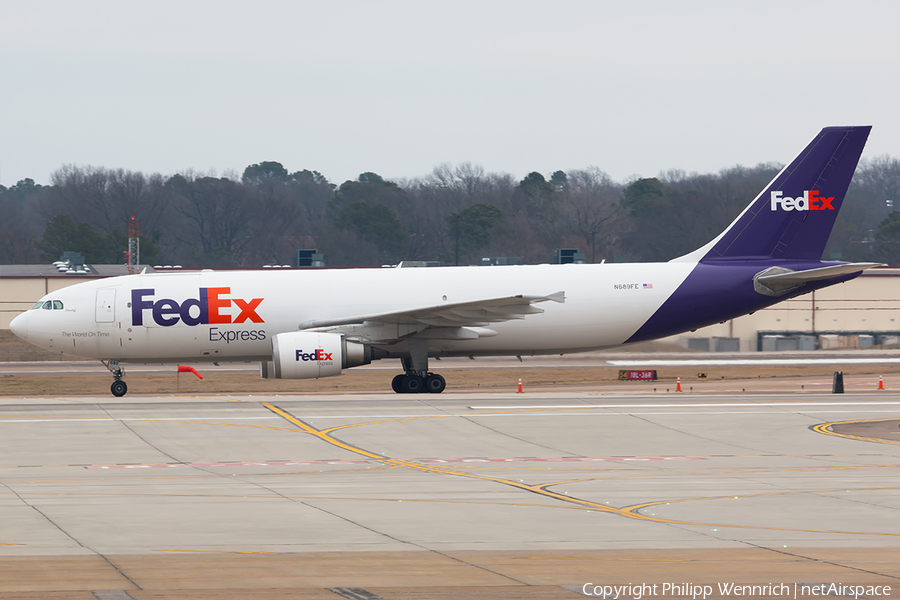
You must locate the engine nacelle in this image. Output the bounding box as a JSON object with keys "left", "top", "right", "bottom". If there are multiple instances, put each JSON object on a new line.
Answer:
{"left": 262, "top": 331, "right": 375, "bottom": 379}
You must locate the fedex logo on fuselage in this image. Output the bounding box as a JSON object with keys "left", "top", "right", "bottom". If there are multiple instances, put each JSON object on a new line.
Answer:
{"left": 296, "top": 349, "right": 333, "bottom": 362}
{"left": 770, "top": 190, "right": 835, "bottom": 212}
{"left": 131, "top": 287, "right": 264, "bottom": 327}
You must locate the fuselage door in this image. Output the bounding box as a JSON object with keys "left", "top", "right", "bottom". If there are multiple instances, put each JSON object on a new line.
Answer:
{"left": 95, "top": 289, "right": 116, "bottom": 323}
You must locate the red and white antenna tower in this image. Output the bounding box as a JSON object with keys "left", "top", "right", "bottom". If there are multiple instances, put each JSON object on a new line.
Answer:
{"left": 126, "top": 216, "right": 140, "bottom": 274}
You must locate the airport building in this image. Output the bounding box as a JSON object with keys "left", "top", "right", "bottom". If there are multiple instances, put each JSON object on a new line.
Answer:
{"left": 0, "top": 264, "right": 155, "bottom": 329}
{"left": 2, "top": 263, "right": 898, "bottom": 351}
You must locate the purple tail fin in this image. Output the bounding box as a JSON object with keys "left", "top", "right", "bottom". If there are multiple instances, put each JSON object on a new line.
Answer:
{"left": 698, "top": 126, "right": 870, "bottom": 261}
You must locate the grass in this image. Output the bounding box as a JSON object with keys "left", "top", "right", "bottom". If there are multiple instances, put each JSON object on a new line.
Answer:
{"left": 2, "top": 364, "right": 899, "bottom": 397}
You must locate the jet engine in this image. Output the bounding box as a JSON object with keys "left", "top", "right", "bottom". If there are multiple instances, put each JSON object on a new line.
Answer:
{"left": 260, "top": 331, "right": 376, "bottom": 379}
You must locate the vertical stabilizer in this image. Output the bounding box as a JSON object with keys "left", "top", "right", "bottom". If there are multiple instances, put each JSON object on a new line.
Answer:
{"left": 679, "top": 126, "right": 870, "bottom": 262}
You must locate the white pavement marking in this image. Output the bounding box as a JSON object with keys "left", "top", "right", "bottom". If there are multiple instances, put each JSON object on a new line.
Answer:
{"left": 2, "top": 405, "right": 900, "bottom": 425}
{"left": 468, "top": 401, "right": 900, "bottom": 409}
{"left": 469, "top": 409, "right": 900, "bottom": 416}
{"left": 0, "top": 416, "right": 281, "bottom": 423}
{"left": 609, "top": 358, "right": 900, "bottom": 366}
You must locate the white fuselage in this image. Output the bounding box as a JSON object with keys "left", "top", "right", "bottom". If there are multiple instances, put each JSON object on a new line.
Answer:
{"left": 13, "top": 263, "right": 697, "bottom": 363}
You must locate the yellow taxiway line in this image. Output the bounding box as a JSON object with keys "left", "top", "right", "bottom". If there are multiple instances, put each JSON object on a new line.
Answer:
{"left": 261, "top": 401, "right": 900, "bottom": 538}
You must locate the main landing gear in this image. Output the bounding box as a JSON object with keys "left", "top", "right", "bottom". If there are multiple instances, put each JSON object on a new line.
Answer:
{"left": 392, "top": 351, "right": 446, "bottom": 394}
{"left": 103, "top": 360, "right": 127, "bottom": 397}
{"left": 392, "top": 372, "right": 446, "bottom": 394}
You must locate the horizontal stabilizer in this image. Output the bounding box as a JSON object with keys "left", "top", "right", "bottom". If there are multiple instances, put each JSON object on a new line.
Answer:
{"left": 754, "top": 263, "right": 881, "bottom": 296}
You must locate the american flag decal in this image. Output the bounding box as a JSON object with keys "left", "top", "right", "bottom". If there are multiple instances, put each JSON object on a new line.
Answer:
{"left": 643, "top": 283, "right": 653, "bottom": 289}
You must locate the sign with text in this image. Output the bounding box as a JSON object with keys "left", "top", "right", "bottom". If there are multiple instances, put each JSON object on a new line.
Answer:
{"left": 618, "top": 370, "right": 657, "bottom": 381}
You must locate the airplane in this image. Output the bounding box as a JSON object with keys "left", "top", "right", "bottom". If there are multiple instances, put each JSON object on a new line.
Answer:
{"left": 9, "top": 126, "right": 877, "bottom": 397}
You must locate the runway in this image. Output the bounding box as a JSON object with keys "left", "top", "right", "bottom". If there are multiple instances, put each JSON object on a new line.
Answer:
{"left": 1, "top": 390, "right": 899, "bottom": 597}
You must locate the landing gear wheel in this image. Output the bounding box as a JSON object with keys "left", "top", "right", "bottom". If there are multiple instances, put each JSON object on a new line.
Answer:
{"left": 391, "top": 374, "right": 405, "bottom": 393}
{"left": 425, "top": 373, "right": 446, "bottom": 394}
{"left": 110, "top": 380, "right": 127, "bottom": 397}
{"left": 402, "top": 375, "right": 424, "bottom": 394}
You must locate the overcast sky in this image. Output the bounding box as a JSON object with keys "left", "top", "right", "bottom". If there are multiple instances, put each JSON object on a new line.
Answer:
{"left": 2, "top": 1, "right": 898, "bottom": 188}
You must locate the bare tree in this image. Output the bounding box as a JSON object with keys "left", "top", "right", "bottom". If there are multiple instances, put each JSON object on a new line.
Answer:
{"left": 564, "top": 167, "right": 623, "bottom": 262}
{"left": 167, "top": 172, "right": 254, "bottom": 266}
{"left": 43, "top": 166, "right": 172, "bottom": 240}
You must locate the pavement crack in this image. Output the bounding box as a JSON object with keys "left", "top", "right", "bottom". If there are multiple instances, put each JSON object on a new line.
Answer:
{"left": 296, "top": 498, "right": 421, "bottom": 548}
{"left": 0, "top": 480, "right": 142, "bottom": 590}
{"left": 627, "top": 413, "right": 765, "bottom": 455}
{"left": 463, "top": 416, "right": 574, "bottom": 456}
{"left": 419, "top": 547, "right": 531, "bottom": 586}
{"left": 418, "top": 397, "right": 574, "bottom": 456}
{"left": 98, "top": 406, "right": 239, "bottom": 482}
{"left": 747, "top": 542, "right": 900, "bottom": 581}
{"left": 99, "top": 406, "right": 184, "bottom": 465}
{"left": 297, "top": 495, "right": 533, "bottom": 588}
{"left": 0, "top": 479, "right": 84, "bottom": 548}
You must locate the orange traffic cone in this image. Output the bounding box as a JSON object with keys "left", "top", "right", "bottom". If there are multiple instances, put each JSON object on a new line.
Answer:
{"left": 517, "top": 378, "right": 523, "bottom": 393}
{"left": 676, "top": 376, "right": 682, "bottom": 392}
{"left": 878, "top": 374, "right": 885, "bottom": 390}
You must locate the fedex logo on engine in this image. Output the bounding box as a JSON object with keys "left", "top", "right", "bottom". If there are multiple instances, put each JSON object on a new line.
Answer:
{"left": 296, "top": 349, "right": 333, "bottom": 362}
{"left": 131, "top": 287, "right": 264, "bottom": 327}
{"left": 770, "top": 190, "right": 835, "bottom": 212}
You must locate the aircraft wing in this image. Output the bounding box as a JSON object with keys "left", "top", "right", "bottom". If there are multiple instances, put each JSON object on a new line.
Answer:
{"left": 298, "top": 291, "right": 565, "bottom": 343}
{"left": 754, "top": 263, "right": 882, "bottom": 296}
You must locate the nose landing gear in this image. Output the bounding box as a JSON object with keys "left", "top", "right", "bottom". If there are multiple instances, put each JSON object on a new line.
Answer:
{"left": 110, "top": 379, "right": 127, "bottom": 397}
{"left": 103, "top": 360, "right": 128, "bottom": 397}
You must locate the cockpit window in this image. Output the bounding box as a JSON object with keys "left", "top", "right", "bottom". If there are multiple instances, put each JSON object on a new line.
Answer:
{"left": 33, "top": 300, "right": 64, "bottom": 310}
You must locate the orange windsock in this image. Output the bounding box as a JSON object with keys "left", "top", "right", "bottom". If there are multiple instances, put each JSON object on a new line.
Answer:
{"left": 177, "top": 365, "right": 203, "bottom": 379}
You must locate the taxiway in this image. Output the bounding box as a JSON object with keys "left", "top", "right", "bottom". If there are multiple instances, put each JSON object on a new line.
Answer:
{"left": 0, "top": 390, "right": 899, "bottom": 597}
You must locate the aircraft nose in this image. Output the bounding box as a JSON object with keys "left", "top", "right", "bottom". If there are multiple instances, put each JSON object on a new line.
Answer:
{"left": 9, "top": 312, "right": 28, "bottom": 341}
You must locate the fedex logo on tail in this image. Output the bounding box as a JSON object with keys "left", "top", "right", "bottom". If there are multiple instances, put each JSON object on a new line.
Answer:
{"left": 132, "top": 287, "right": 264, "bottom": 327}
{"left": 296, "top": 349, "right": 333, "bottom": 362}
{"left": 770, "top": 190, "right": 835, "bottom": 212}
